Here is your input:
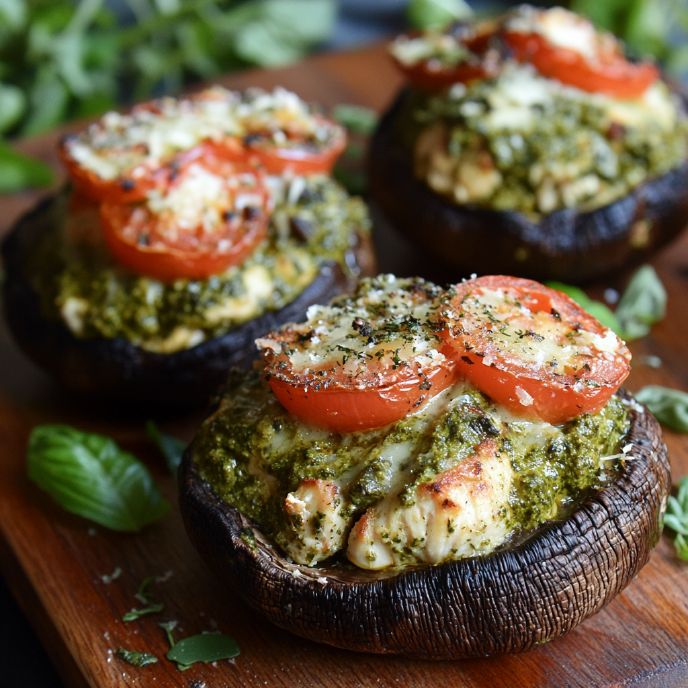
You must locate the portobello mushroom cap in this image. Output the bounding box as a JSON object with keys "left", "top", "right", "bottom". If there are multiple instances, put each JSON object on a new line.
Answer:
{"left": 369, "top": 89, "right": 688, "bottom": 283}
{"left": 1, "top": 192, "right": 377, "bottom": 410}
{"left": 179, "top": 389, "right": 669, "bottom": 659}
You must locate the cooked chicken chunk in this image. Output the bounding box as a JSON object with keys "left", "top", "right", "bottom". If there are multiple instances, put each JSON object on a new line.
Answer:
{"left": 281, "top": 479, "right": 349, "bottom": 565}
{"left": 347, "top": 438, "right": 513, "bottom": 569}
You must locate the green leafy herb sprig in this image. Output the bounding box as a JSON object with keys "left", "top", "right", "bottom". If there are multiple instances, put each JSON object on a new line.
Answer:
{"left": 116, "top": 648, "right": 158, "bottom": 667}
{"left": 146, "top": 420, "right": 187, "bottom": 476}
{"left": 27, "top": 424, "right": 170, "bottom": 532}
{"left": 0, "top": 0, "right": 336, "bottom": 192}
{"left": 664, "top": 476, "right": 688, "bottom": 560}
{"left": 635, "top": 386, "right": 688, "bottom": 433}
{"left": 614, "top": 265, "right": 666, "bottom": 340}
{"left": 547, "top": 264, "right": 666, "bottom": 342}
{"left": 123, "top": 575, "right": 165, "bottom": 622}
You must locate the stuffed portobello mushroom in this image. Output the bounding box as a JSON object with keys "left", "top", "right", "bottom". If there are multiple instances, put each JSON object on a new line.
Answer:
{"left": 180, "top": 274, "right": 669, "bottom": 658}
{"left": 370, "top": 5, "right": 688, "bottom": 281}
{"left": 2, "top": 86, "right": 375, "bottom": 408}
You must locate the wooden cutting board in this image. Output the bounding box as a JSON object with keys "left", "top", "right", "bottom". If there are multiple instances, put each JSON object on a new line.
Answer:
{"left": 2, "top": 43, "right": 688, "bottom": 688}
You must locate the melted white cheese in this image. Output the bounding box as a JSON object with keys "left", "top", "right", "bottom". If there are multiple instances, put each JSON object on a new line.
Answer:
{"left": 64, "top": 86, "right": 340, "bottom": 180}
{"left": 147, "top": 163, "right": 228, "bottom": 232}
{"left": 450, "top": 284, "right": 628, "bottom": 377}
{"left": 257, "top": 275, "right": 449, "bottom": 383}
{"left": 506, "top": 5, "right": 600, "bottom": 62}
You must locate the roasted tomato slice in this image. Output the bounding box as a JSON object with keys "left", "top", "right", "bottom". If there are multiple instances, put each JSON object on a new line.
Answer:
{"left": 60, "top": 143, "right": 168, "bottom": 204}
{"left": 390, "top": 28, "right": 499, "bottom": 92}
{"left": 503, "top": 31, "right": 658, "bottom": 99}
{"left": 59, "top": 90, "right": 245, "bottom": 203}
{"left": 99, "top": 151, "right": 270, "bottom": 282}
{"left": 502, "top": 6, "right": 659, "bottom": 99}
{"left": 257, "top": 276, "right": 460, "bottom": 433}
{"left": 243, "top": 115, "right": 347, "bottom": 175}
{"left": 441, "top": 276, "right": 631, "bottom": 424}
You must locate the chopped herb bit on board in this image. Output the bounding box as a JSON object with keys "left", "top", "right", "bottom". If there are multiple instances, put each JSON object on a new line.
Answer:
{"left": 116, "top": 648, "right": 158, "bottom": 667}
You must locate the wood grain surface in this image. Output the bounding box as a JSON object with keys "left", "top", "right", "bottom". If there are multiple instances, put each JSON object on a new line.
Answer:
{"left": 1, "top": 43, "right": 688, "bottom": 688}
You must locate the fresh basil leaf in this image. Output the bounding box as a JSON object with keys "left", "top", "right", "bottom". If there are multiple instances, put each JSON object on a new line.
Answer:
{"left": 571, "top": 0, "right": 644, "bottom": 44}
{"left": 664, "top": 511, "right": 688, "bottom": 536}
{"left": 116, "top": 648, "right": 158, "bottom": 667}
{"left": 407, "top": 0, "right": 472, "bottom": 30}
{"left": 123, "top": 602, "right": 164, "bottom": 622}
{"left": 27, "top": 424, "right": 170, "bottom": 532}
{"left": 145, "top": 420, "right": 186, "bottom": 476}
{"left": 260, "top": 0, "right": 336, "bottom": 44}
{"left": 234, "top": 20, "right": 303, "bottom": 67}
{"left": 0, "top": 141, "right": 53, "bottom": 192}
{"left": 678, "top": 475, "right": 688, "bottom": 508}
{"left": 333, "top": 105, "right": 378, "bottom": 136}
{"left": 166, "top": 634, "right": 240, "bottom": 667}
{"left": 231, "top": 0, "right": 337, "bottom": 69}
{"left": 0, "top": 0, "right": 28, "bottom": 31}
{"left": 675, "top": 533, "right": 688, "bottom": 561}
{"left": 635, "top": 386, "right": 688, "bottom": 433}
{"left": 0, "top": 83, "right": 25, "bottom": 133}
{"left": 615, "top": 265, "right": 666, "bottom": 341}
{"left": 74, "top": 92, "right": 117, "bottom": 119}
{"left": 21, "top": 66, "right": 70, "bottom": 136}
{"left": 545, "top": 281, "right": 621, "bottom": 334}
{"left": 663, "top": 476, "right": 688, "bottom": 560}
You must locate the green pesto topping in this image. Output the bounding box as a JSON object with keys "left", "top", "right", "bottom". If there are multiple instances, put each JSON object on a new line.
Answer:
{"left": 399, "top": 63, "right": 688, "bottom": 215}
{"left": 193, "top": 370, "right": 629, "bottom": 567}
{"left": 506, "top": 397, "right": 629, "bottom": 531}
{"left": 28, "top": 175, "right": 370, "bottom": 353}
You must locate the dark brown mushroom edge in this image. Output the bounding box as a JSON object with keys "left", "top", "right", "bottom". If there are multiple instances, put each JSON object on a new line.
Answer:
{"left": 369, "top": 89, "right": 688, "bottom": 283}
{"left": 179, "top": 388, "right": 669, "bottom": 659}
{"left": 2, "top": 192, "right": 377, "bottom": 410}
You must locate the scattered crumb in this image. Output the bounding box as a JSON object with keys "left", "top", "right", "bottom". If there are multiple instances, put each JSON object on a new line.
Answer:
{"left": 88, "top": 528, "right": 97, "bottom": 536}
{"left": 155, "top": 570, "right": 174, "bottom": 583}
{"left": 101, "top": 567, "right": 122, "bottom": 584}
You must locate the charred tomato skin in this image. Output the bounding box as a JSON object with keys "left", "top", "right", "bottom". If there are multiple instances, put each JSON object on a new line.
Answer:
{"left": 1, "top": 191, "right": 376, "bottom": 410}
{"left": 368, "top": 89, "right": 688, "bottom": 283}
{"left": 178, "top": 387, "right": 669, "bottom": 658}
